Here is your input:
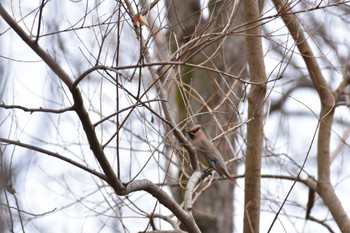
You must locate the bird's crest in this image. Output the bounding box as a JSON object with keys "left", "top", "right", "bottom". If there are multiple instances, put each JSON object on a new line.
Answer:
{"left": 187, "top": 125, "right": 201, "bottom": 139}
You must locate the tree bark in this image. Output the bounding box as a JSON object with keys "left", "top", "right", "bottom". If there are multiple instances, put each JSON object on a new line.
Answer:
{"left": 165, "top": 0, "right": 248, "bottom": 232}
{"left": 272, "top": 0, "right": 350, "bottom": 232}
{"left": 243, "top": 0, "right": 267, "bottom": 232}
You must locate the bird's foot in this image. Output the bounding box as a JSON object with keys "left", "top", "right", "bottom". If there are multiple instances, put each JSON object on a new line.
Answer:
{"left": 200, "top": 168, "right": 212, "bottom": 180}
{"left": 203, "top": 168, "right": 212, "bottom": 175}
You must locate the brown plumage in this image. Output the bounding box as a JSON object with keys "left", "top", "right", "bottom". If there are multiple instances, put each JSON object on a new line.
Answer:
{"left": 187, "top": 125, "right": 234, "bottom": 181}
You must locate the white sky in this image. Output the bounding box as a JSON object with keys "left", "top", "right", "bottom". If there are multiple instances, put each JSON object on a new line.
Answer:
{"left": 1, "top": 1, "right": 350, "bottom": 233}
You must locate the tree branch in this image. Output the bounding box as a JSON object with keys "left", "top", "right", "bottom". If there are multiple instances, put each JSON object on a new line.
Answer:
{"left": 0, "top": 103, "right": 74, "bottom": 113}
{"left": 272, "top": 0, "right": 350, "bottom": 232}
{"left": 122, "top": 179, "right": 201, "bottom": 233}
{"left": 0, "top": 137, "right": 107, "bottom": 181}
{"left": 121, "top": 0, "right": 198, "bottom": 171}
{"left": 0, "top": 4, "right": 202, "bottom": 232}
{"left": 0, "top": 2, "right": 123, "bottom": 192}
{"left": 183, "top": 171, "right": 202, "bottom": 213}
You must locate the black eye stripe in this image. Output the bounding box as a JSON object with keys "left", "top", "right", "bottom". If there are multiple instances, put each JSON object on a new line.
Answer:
{"left": 188, "top": 126, "right": 201, "bottom": 134}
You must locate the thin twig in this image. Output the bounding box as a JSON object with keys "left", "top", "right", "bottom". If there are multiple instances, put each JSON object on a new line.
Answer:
{"left": 35, "top": 0, "right": 46, "bottom": 43}
{"left": 0, "top": 103, "right": 74, "bottom": 114}
{"left": 0, "top": 137, "right": 107, "bottom": 181}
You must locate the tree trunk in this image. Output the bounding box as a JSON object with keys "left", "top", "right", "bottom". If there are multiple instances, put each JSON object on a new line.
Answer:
{"left": 166, "top": 0, "right": 248, "bottom": 232}
{"left": 243, "top": 0, "right": 267, "bottom": 232}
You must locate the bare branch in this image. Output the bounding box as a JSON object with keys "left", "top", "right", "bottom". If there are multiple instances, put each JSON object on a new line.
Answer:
{"left": 183, "top": 171, "right": 202, "bottom": 213}
{"left": 330, "top": 126, "right": 350, "bottom": 164}
{"left": 0, "top": 5, "right": 202, "bottom": 232}
{"left": 0, "top": 203, "right": 57, "bottom": 217}
{"left": 0, "top": 137, "right": 107, "bottom": 181}
{"left": 121, "top": 179, "right": 201, "bottom": 233}
{"left": 272, "top": 0, "right": 350, "bottom": 231}
{"left": 0, "top": 103, "right": 74, "bottom": 114}
{"left": 93, "top": 99, "right": 167, "bottom": 127}
{"left": 140, "top": 0, "right": 161, "bottom": 15}
{"left": 272, "top": 0, "right": 333, "bottom": 105}
{"left": 0, "top": 3, "right": 123, "bottom": 192}
{"left": 120, "top": 0, "right": 199, "bottom": 171}
{"left": 35, "top": 0, "right": 46, "bottom": 43}
{"left": 308, "top": 216, "right": 336, "bottom": 233}
{"left": 151, "top": 214, "right": 181, "bottom": 231}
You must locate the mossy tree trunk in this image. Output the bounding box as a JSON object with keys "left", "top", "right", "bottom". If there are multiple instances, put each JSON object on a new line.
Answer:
{"left": 166, "top": 1, "right": 250, "bottom": 232}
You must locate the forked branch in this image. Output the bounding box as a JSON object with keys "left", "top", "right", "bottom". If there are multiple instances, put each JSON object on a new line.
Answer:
{"left": 0, "top": 4, "right": 200, "bottom": 232}
{"left": 272, "top": 0, "right": 350, "bottom": 232}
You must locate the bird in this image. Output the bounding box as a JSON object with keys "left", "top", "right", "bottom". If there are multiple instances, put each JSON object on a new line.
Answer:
{"left": 187, "top": 125, "right": 234, "bottom": 181}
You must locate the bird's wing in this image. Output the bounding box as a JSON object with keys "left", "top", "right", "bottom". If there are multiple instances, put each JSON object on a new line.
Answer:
{"left": 197, "top": 140, "right": 216, "bottom": 162}
{"left": 196, "top": 140, "right": 225, "bottom": 176}
{"left": 198, "top": 140, "right": 233, "bottom": 180}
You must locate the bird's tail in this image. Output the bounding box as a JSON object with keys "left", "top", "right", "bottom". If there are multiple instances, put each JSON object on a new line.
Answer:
{"left": 218, "top": 166, "right": 235, "bottom": 182}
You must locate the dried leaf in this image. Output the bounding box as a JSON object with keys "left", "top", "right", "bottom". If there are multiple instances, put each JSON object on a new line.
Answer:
{"left": 133, "top": 14, "right": 148, "bottom": 27}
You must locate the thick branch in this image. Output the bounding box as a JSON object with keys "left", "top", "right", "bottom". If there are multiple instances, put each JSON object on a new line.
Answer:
{"left": 122, "top": 180, "right": 201, "bottom": 233}
{"left": 0, "top": 4, "right": 202, "bottom": 232}
{"left": 272, "top": 0, "right": 333, "bottom": 105}
{"left": 183, "top": 171, "right": 202, "bottom": 212}
{"left": 0, "top": 3, "right": 123, "bottom": 191}
{"left": 272, "top": 0, "right": 350, "bottom": 232}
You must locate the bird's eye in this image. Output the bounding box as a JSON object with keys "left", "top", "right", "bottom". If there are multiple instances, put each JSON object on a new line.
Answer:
{"left": 187, "top": 131, "right": 195, "bottom": 139}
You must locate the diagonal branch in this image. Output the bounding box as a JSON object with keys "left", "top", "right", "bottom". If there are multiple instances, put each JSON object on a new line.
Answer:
{"left": 0, "top": 3, "right": 122, "bottom": 192}
{"left": 272, "top": 0, "right": 350, "bottom": 232}
{"left": 121, "top": 179, "right": 200, "bottom": 233}
{"left": 0, "top": 4, "right": 201, "bottom": 232}
{"left": 0, "top": 137, "right": 107, "bottom": 181}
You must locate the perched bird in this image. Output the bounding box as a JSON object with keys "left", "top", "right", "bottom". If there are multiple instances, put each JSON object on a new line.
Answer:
{"left": 187, "top": 125, "right": 234, "bottom": 181}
